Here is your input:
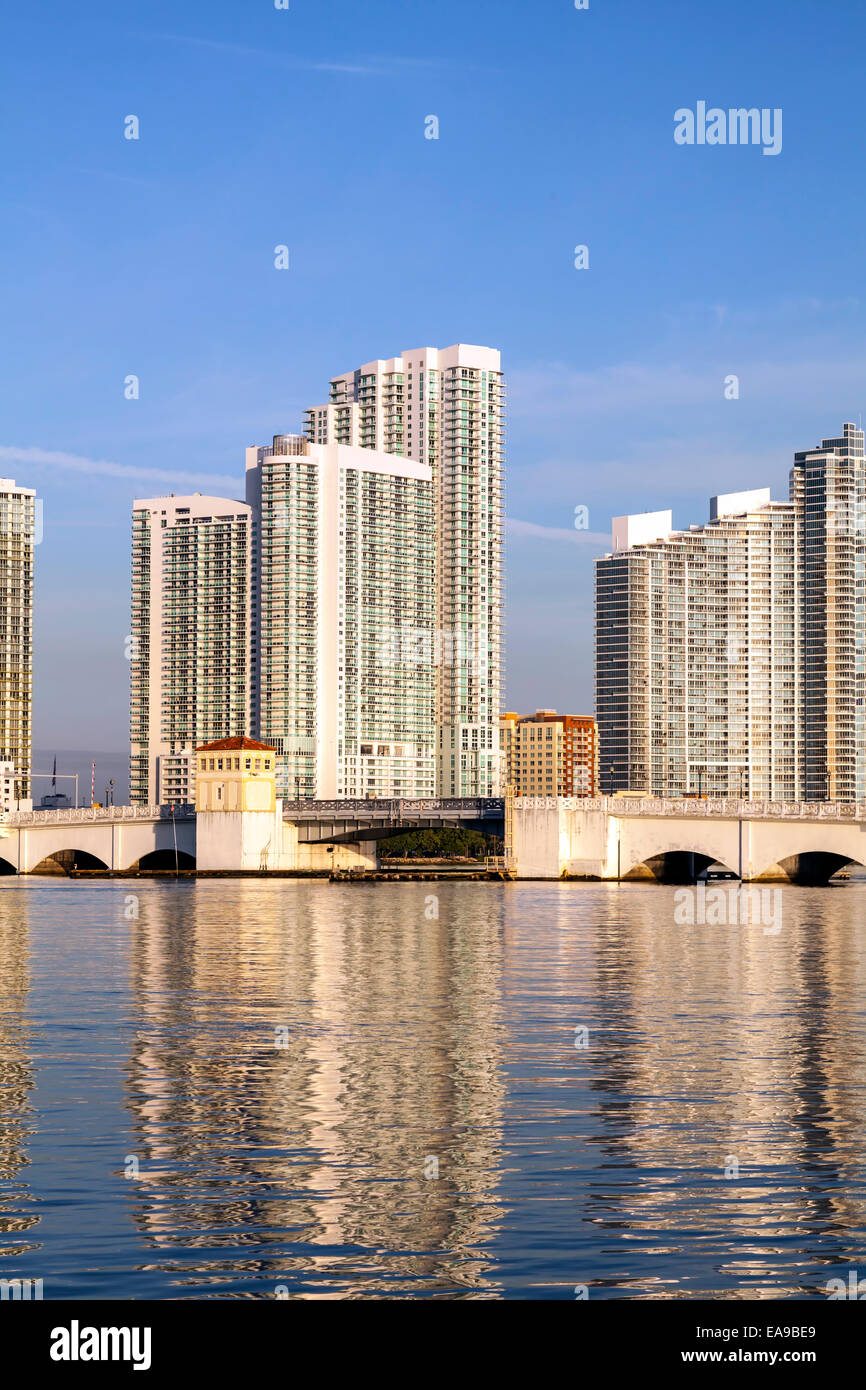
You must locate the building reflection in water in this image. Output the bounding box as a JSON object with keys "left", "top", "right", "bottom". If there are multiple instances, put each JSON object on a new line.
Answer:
{"left": 123, "top": 881, "right": 508, "bottom": 1297}
{"left": 549, "top": 884, "right": 866, "bottom": 1298}
{"left": 6, "top": 876, "right": 866, "bottom": 1299}
{"left": 0, "top": 887, "right": 39, "bottom": 1262}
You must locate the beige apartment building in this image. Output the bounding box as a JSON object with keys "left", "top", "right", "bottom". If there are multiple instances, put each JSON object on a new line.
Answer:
{"left": 500, "top": 710, "right": 598, "bottom": 797}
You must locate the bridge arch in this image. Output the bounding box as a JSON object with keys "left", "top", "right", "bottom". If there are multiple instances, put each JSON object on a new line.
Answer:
{"left": 30, "top": 848, "right": 110, "bottom": 875}
{"left": 759, "top": 850, "right": 866, "bottom": 885}
{"left": 0, "top": 854, "right": 16, "bottom": 876}
{"left": 619, "top": 827, "right": 739, "bottom": 883}
{"left": 624, "top": 850, "right": 736, "bottom": 883}
{"left": 131, "top": 848, "right": 196, "bottom": 872}
{"left": 749, "top": 826, "right": 866, "bottom": 882}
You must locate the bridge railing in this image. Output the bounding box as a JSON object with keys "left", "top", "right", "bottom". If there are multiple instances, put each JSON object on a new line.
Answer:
{"left": 282, "top": 798, "right": 505, "bottom": 819}
{"left": 513, "top": 796, "right": 866, "bottom": 821}
{"left": 2, "top": 804, "right": 195, "bottom": 827}
{"left": 6, "top": 796, "right": 859, "bottom": 828}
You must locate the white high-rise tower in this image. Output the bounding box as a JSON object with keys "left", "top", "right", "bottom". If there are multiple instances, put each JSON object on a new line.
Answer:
{"left": 304, "top": 343, "right": 505, "bottom": 796}
{"left": 0, "top": 478, "right": 36, "bottom": 810}
{"left": 245, "top": 436, "right": 436, "bottom": 800}
{"left": 596, "top": 490, "right": 798, "bottom": 800}
{"left": 130, "top": 494, "right": 254, "bottom": 805}
{"left": 791, "top": 422, "right": 866, "bottom": 802}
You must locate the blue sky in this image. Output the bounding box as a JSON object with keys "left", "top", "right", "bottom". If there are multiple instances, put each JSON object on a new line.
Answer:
{"left": 2, "top": 0, "right": 865, "bottom": 789}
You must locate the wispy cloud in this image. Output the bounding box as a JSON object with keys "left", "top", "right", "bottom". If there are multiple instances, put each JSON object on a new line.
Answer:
{"left": 0, "top": 446, "right": 239, "bottom": 494}
{"left": 510, "top": 441, "right": 789, "bottom": 510}
{"left": 506, "top": 351, "right": 866, "bottom": 512}
{"left": 509, "top": 354, "right": 866, "bottom": 423}
{"left": 665, "top": 295, "right": 860, "bottom": 335}
{"left": 508, "top": 518, "right": 609, "bottom": 545}
{"left": 144, "top": 32, "right": 435, "bottom": 76}
{"left": 74, "top": 167, "right": 161, "bottom": 189}
{"left": 509, "top": 361, "right": 712, "bottom": 421}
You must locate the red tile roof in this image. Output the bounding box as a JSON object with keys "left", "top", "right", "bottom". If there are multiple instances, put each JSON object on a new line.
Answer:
{"left": 195, "top": 737, "right": 276, "bottom": 753}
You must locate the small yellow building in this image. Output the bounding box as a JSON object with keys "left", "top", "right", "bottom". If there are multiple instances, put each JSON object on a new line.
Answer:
{"left": 195, "top": 737, "right": 277, "bottom": 813}
{"left": 193, "top": 734, "right": 378, "bottom": 874}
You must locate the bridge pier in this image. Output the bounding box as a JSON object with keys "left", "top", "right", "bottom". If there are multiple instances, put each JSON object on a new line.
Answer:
{"left": 196, "top": 808, "right": 377, "bottom": 873}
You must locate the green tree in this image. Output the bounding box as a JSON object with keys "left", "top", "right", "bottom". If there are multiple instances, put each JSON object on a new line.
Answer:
{"left": 382, "top": 827, "right": 499, "bottom": 860}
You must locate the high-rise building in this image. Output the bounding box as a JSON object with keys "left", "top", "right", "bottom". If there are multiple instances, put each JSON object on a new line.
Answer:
{"left": 130, "top": 343, "right": 505, "bottom": 806}
{"left": 499, "top": 710, "right": 598, "bottom": 796}
{"left": 130, "top": 494, "right": 253, "bottom": 805}
{"left": 791, "top": 423, "right": 866, "bottom": 802}
{"left": 0, "top": 478, "right": 36, "bottom": 809}
{"left": 596, "top": 490, "right": 798, "bottom": 799}
{"left": 245, "top": 436, "right": 435, "bottom": 799}
{"left": 304, "top": 344, "right": 505, "bottom": 797}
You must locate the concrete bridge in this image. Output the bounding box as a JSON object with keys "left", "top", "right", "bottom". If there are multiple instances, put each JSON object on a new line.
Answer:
{"left": 0, "top": 798, "right": 503, "bottom": 875}
{"left": 514, "top": 797, "right": 866, "bottom": 883}
{"left": 4, "top": 797, "right": 866, "bottom": 882}
{"left": 0, "top": 805, "right": 196, "bottom": 875}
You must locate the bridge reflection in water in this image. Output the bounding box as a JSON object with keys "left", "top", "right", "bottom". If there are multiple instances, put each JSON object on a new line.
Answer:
{"left": 2, "top": 879, "right": 866, "bottom": 1297}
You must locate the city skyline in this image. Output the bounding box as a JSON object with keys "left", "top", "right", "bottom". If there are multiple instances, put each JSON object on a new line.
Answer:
{"left": 9, "top": 411, "right": 866, "bottom": 808}
{"left": 128, "top": 341, "right": 503, "bottom": 806}
{"left": 7, "top": 0, "right": 866, "bottom": 1331}
{"left": 4, "top": 2, "right": 866, "bottom": 759}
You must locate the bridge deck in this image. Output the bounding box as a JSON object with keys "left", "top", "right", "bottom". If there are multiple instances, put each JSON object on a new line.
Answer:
{"left": 283, "top": 798, "right": 505, "bottom": 844}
